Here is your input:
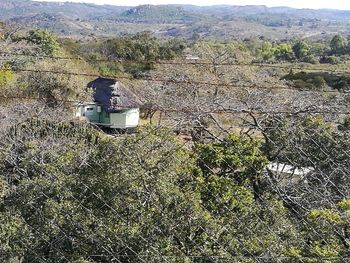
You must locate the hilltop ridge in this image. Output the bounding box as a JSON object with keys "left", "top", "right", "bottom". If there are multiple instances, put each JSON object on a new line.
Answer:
{"left": 2, "top": 0, "right": 350, "bottom": 39}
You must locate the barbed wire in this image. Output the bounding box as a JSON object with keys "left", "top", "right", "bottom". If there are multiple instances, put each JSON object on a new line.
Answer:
{"left": 1, "top": 110, "right": 350, "bottom": 262}
{"left": 0, "top": 95, "right": 350, "bottom": 115}
{"left": 0, "top": 66, "right": 349, "bottom": 95}
{"left": 2, "top": 45, "right": 350, "bottom": 262}
{"left": 0, "top": 51, "right": 349, "bottom": 74}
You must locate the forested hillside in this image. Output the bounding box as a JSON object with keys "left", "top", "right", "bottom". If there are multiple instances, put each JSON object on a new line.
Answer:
{"left": 2, "top": 2, "right": 350, "bottom": 262}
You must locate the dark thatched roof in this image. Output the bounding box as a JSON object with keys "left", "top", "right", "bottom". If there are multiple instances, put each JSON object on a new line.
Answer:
{"left": 87, "top": 77, "right": 142, "bottom": 113}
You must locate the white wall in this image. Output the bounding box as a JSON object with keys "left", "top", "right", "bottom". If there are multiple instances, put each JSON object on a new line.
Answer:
{"left": 110, "top": 108, "right": 139, "bottom": 129}
{"left": 125, "top": 108, "right": 140, "bottom": 128}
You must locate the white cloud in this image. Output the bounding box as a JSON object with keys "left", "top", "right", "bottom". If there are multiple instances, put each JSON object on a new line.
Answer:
{"left": 36, "top": 0, "right": 350, "bottom": 10}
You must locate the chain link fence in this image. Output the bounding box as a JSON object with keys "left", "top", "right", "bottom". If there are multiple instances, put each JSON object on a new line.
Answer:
{"left": 1, "top": 101, "right": 350, "bottom": 263}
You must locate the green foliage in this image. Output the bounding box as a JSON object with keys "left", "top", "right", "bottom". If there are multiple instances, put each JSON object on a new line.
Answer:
{"left": 0, "top": 64, "right": 14, "bottom": 87}
{"left": 98, "top": 62, "right": 124, "bottom": 77}
{"left": 256, "top": 41, "right": 276, "bottom": 62}
{"left": 0, "top": 122, "right": 217, "bottom": 261}
{"left": 103, "top": 32, "right": 186, "bottom": 62}
{"left": 0, "top": 120, "right": 304, "bottom": 261}
{"left": 195, "top": 133, "right": 269, "bottom": 204}
{"left": 284, "top": 71, "right": 350, "bottom": 91}
{"left": 58, "top": 30, "right": 350, "bottom": 67}
{"left": 25, "top": 29, "right": 60, "bottom": 55}
{"left": 293, "top": 41, "right": 310, "bottom": 60}
{"left": 263, "top": 116, "right": 333, "bottom": 166}
{"left": 19, "top": 60, "right": 88, "bottom": 107}
{"left": 274, "top": 43, "right": 294, "bottom": 61}
{"left": 320, "top": 55, "right": 341, "bottom": 64}
{"left": 193, "top": 134, "right": 299, "bottom": 258}
{"left": 73, "top": 32, "right": 186, "bottom": 74}
{"left": 195, "top": 134, "right": 268, "bottom": 183}
{"left": 303, "top": 198, "right": 350, "bottom": 260}
{"left": 338, "top": 198, "right": 350, "bottom": 211}
{"left": 263, "top": 115, "right": 350, "bottom": 210}
{"left": 303, "top": 54, "right": 318, "bottom": 64}
{"left": 330, "top": 34, "right": 347, "bottom": 54}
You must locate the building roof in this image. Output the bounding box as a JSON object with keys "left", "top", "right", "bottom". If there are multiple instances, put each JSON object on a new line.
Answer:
{"left": 87, "top": 77, "right": 142, "bottom": 113}
{"left": 266, "top": 162, "right": 314, "bottom": 176}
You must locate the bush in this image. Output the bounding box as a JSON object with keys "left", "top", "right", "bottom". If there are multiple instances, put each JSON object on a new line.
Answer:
{"left": 312, "top": 76, "right": 327, "bottom": 89}
{"left": 302, "top": 55, "right": 319, "bottom": 64}
{"left": 320, "top": 56, "right": 341, "bottom": 65}
{"left": 0, "top": 64, "right": 15, "bottom": 87}
{"left": 293, "top": 79, "right": 315, "bottom": 90}
{"left": 25, "top": 29, "right": 60, "bottom": 56}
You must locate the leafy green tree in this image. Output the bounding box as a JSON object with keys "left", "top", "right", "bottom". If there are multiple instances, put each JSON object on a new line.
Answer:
{"left": 330, "top": 34, "right": 347, "bottom": 54}
{"left": 293, "top": 41, "right": 310, "bottom": 60}
{"left": 0, "top": 119, "right": 307, "bottom": 262}
{"left": 303, "top": 198, "right": 350, "bottom": 260}
{"left": 0, "top": 64, "right": 14, "bottom": 87}
{"left": 19, "top": 60, "right": 87, "bottom": 107}
{"left": 256, "top": 41, "right": 276, "bottom": 62}
{"left": 195, "top": 133, "right": 269, "bottom": 199}
{"left": 194, "top": 133, "right": 300, "bottom": 258}
{"left": 274, "top": 43, "right": 294, "bottom": 61}
{"left": 0, "top": 121, "right": 221, "bottom": 262}
{"left": 25, "top": 29, "right": 60, "bottom": 56}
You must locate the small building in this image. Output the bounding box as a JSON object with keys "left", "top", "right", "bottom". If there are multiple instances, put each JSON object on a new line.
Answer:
{"left": 184, "top": 54, "right": 200, "bottom": 61}
{"left": 75, "top": 77, "right": 142, "bottom": 129}
{"left": 266, "top": 162, "right": 314, "bottom": 186}
{"left": 266, "top": 162, "right": 314, "bottom": 177}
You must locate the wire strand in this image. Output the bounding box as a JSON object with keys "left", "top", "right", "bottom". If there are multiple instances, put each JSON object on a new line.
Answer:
{"left": 1, "top": 51, "right": 349, "bottom": 73}
{"left": 0, "top": 95, "right": 349, "bottom": 115}
{"left": 0, "top": 67, "right": 348, "bottom": 94}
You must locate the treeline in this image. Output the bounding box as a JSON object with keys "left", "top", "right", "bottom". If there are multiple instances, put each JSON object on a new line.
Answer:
{"left": 4, "top": 27, "right": 350, "bottom": 68}
{"left": 245, "top": 34, "right": 350, "bottom": 64}
{"left": 60, "top": 31, "right": 187, "bottom": 76}
{"left": 60, "top": 32, "right": 350, "bottom": 66}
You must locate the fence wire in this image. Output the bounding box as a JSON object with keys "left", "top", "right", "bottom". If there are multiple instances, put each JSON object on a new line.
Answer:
{"left": 1, "top": 99, "right": 350, "bottom": 263}
{"left": 3, "top": 20, "right": 350, "bottom": 262}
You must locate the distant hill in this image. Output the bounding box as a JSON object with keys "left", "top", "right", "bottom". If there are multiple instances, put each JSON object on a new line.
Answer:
{"left": 7, "top": 13, "right": 98, "bottom": 35}
{"left": 2, "top": 0, "right": 350, "bottom": 39}
{"left": 0, "top": 0, "right": 129, "bottom": 20}
{"left": 119, "top": 5, "right": 203, "bottom": 23}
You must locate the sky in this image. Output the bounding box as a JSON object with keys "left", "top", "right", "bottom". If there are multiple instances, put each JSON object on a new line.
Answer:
{"left": 37, "top": 0, "right": 350, "bottom": 10}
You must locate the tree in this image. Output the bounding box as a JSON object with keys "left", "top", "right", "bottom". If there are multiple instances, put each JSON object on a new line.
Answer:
{"left": 303, "top": 198, "right": 350, "bottom": 260}
{"left": 18, "top": 60, "right": 88, "bottom": 107}
{"left": 25, "top": 29, "right": 60, "bottom": 56}
{"left": 330, "top": 34, "right": 347, "bottom": 54}
{"left": 274, "top": 43, "right": 294, "bottom": 61}
{"left": 258, "top": 41, "right": 276, "bottom": 62}
{"left": 0, "top": 64, "right": 14, "bottom": 87}
{"left": 292, "top": 41, "right": 310, "bottom": 60}
{"left": 194, "top": 133, "right": 300, "bottom": 259}
{"left": 262, "top": 115, "right": 350, "bottom": 212}
{"left": 0, "top": 121, "right": 221, "bottom": 262}
{"left": 195, "top": 133, "right": 269, "bottom": 199}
